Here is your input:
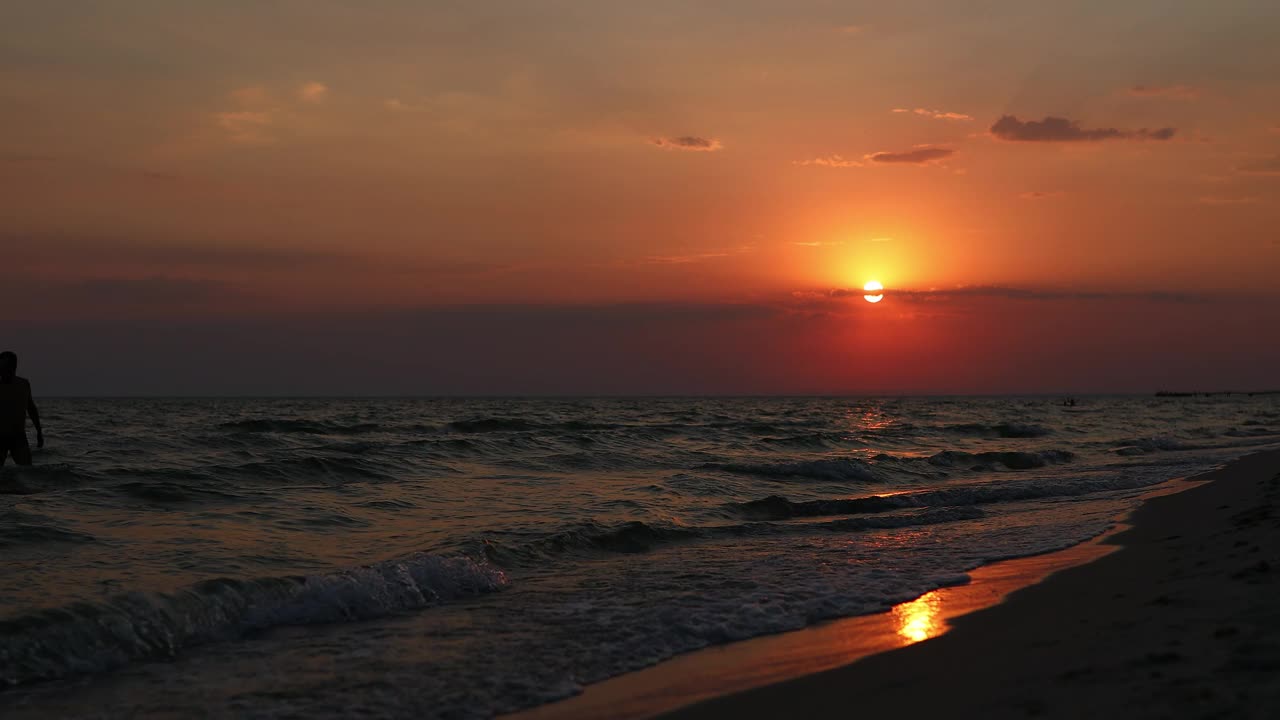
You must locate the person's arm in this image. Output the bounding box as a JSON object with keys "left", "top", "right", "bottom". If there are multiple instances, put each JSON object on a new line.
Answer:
{"left": 27, "top": 387, "right": 43, "bottom": 449}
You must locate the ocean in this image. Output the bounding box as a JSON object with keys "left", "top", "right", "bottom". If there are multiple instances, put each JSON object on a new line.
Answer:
{"left": 3, "top": 396, "right": 1279, "bottom": 718}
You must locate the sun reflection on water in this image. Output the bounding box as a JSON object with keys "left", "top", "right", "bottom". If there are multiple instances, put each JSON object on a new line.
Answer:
{"left": 893, "top": 590, "right": 944, "bottom": 644}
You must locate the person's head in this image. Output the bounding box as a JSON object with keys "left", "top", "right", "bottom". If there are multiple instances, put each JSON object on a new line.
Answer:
{"left": 0, "top": 351, "right": 16, "bottom": 379}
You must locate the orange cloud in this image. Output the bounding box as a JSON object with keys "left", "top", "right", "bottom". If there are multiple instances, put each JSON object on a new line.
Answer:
{"left": 640, "top": 246, "right": 752, "bottom": 264}
{"left": 1019, "top": 191, "right": 1064, "bottom": 200}
{"left": 893, "top": 107, "right": 972, "bottom": 121}
{"left": 1197, "top": 195, "right": 1259, "bottom": 206}
{"left": 230, "top": 85, "right": 270, "bottom": 106}
{"left": 1238, "top": 155, "right": 1280, "bottom": 175}
{"left": 650, "top": 136, "right": 723, "bottom": 152}
{"left": 794, "top": 155, "right": 863, "bottom": 168}
{"left": 991, "top": 115, "right": 1176, "bottom": 142}
{"left": 215, "top": 110, "right": 276, "bottom": 144}
{"left": 298, "top": 81, "right": 329, "bottom": 103}
{"left": 1127, "top": 84, "right": 1200, "bottom": 100}
{"left": 865, "top": 146, "right": 954, "bottom": 165}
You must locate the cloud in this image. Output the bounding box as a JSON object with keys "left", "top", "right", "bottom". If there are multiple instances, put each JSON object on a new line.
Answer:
{"left": 817, "top": 284, "right": 1205, "bottom": 305}
{"left": 865, "top": 146, "right": 955, "bottom": 165}
{"left": 1127, "top": 84, "right": 1200, "bottom": 100}
{"left": 792, "top": 241, "right": 845, "bottom": 247}
{"left": 214, "top": 110, "right": 276, "bottom": 144}
{"left": 1237, "top": 155, "right": 1280, "bottom": 175}
{"left": 298, "top": 81, "right": 329, "bottom": 103}
{"left": 794, "top": 155, "right": 863, "bottom": 168}
{"left": 640, "top": 246, "right": 753, "bottom": 264}
{"left": 899, "top": 285, "right": 1198, "bottom": 303}
{"left": 384, "top": 98, "right": 406, "bottom": 111}
{"left": 64, "top": 276, "right": 229, "bottom": 305}
{"left": 1197, "top": 195, "right": 1259, "bottom": 206}
{"left": 1019, "top": 191, "right": 1064, "bottom": 200}
{"left": 990, "top": 115, "right": 1176, "bottom": 142}
{"left": 893, "top": 107, "right": 973, "bottom": 121}
{"left": 650, "top": 136, "right": 723, "bottom": 152}
{"left": 4, "top": 235, "right": 362, "bottom": 272}
{"left": 229, "top": 85, "right": 270, "bottom": 106}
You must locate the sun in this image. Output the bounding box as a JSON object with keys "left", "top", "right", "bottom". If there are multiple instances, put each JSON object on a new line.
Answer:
{"left": 863, "top": 280, "right": 884, "bottom": 303}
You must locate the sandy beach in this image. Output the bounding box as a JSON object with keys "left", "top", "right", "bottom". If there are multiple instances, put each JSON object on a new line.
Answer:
{"left": 655, "top": 449, "right": 1280, "bottom": 719}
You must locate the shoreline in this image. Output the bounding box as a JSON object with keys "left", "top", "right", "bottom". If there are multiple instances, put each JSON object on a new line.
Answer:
{"left": 512, "top": 450, "right": 1280, "bottom": 720}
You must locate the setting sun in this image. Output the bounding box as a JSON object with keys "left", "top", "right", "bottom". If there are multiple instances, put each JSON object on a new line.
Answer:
{"left": 863, "top": 281, "right": 885, "bottom": 304}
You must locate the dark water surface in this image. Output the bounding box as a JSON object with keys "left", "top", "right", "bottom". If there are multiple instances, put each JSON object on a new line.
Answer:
{"left": 3, "top": 396, "right": 1278, "bottom": 717}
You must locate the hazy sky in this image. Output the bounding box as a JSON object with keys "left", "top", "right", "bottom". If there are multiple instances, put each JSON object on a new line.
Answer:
{"left": 5, "top": 1, "right": 1279, "bottom": 394}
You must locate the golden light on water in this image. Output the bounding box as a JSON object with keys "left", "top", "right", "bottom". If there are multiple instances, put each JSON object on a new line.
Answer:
{"left": 893, "top": 590, "right": 944, "bottom": 643}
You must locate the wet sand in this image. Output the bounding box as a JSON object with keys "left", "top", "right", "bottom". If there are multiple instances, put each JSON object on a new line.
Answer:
{"left": 516, "top": 450, "right": 1280, "bottom": 720}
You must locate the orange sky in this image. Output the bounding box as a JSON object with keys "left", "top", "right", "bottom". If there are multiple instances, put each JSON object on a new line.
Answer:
{"left": 4, "top": 1, "right": 1279, "bottom": 393}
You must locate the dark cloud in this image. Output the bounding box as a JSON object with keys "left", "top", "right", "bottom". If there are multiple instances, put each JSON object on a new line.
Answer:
{"left": 865, "top": 147, "right": 954, "bottom": 164}
{"left": 1127, "top": 84, "right": 1199, "bottom": 100}
{"left": 7, "top": 235, "right": 512, "bottom": 277}
{"left": 1019, "top": 191, "right": 1063, "bottom": 200}
{"left": 990, "top": 115, "right": 1176, "bottom": 142}
{"left": 63, "top": 277, "right": 230, "bottom": 305}
{"left": 9, "top": 303, "right": 787, "bottom": 396}
{"left": 650, "top": 136, "right": 723, "bottom": 152}
{"left": 823, "top": 285, "right": 1203, "bottom": 304}
{"left": 6, "top": 234, "right": 351, "bottom": 270}
{"left": 1237, "top": 155, "right": 1280, "bottom": 175}
{"left": 8, "top": 296, "right": 1279, "bottom": 395}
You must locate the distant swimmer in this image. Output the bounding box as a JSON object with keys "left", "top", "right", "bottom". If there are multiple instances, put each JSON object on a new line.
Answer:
{"left": 0, "top": 351, "right": 43, "bottom": 466}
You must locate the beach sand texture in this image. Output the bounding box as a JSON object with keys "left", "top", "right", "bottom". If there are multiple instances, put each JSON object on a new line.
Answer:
{"left": 662, "top": 449, "right": 1280, "bottom": 719}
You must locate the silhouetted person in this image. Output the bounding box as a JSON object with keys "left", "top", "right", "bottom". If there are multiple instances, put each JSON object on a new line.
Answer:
{"left": 0, "top": 351, "right": 43, "bottom": 466}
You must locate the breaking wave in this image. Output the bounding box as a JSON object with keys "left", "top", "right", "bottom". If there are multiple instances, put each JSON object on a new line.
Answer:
{"left": 0, "top": 553, "right": 507, "bottom": 687}
{"left": 726, "top": 472, "right": 1171, "bottom": 522}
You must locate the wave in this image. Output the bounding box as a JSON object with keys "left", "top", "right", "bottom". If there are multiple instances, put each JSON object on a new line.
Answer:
{"left": 448, "top": 418, "right": 539, "bottom": 433}
{"left": 1113, "top": 436, "right": 1196, "bottom": 455}
{"left": 0, "top": 521, "right": 96, "bottom": 547}
{"left": 0, "top": 553, "right": 507, "bottom": 687}
{"left": 939, "top": 422, "right": 1052, "bottom": 438}
{"left": 726, "top": 494, "right": 906, "bottom": 520}
{"left": 112, "top": 481, "right": 246, "bottom": 504}
{"left": 757, "top": 433, "right": 847, "bottom": 449}
{"left": 923, "top": 449, "right": 1075, "bottom": 470}
{"left": 482, "top": 521, "right": 702, "bottom": 564}
{"left": 482, "top": 506, "right": 984, "bottom": 566}
{"left": 727, "top": 472, "right": 1168, "bottom": 522}
{"left": 0, "top": 464, "right": 95, "bottom": 494}
{"left": 710, "top": 457, "right": 881, "bottom": 483}
{"left": 221, "top": 455, "right": 397, "bottom": 484}
{"left": 446, "top": 418, "right": 628, "bottom": 434}
{"left": 218, "top": 418, "right": 386, "bottom": 435}
{"left": 714, "top": 449, "right": 1074, "bottom": 482}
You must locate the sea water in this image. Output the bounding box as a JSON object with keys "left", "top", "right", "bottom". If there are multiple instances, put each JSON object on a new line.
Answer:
{"left": 2, "top": 396, "right": 1278, "bottom": 717}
